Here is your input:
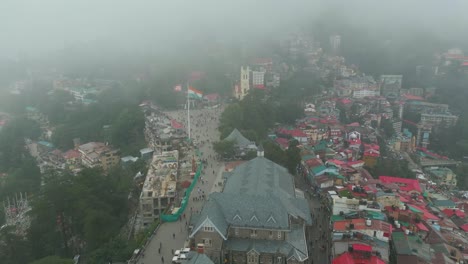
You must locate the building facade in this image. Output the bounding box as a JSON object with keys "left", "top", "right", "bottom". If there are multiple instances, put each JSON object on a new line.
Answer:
{"left": 78, "top": 142, "right": 120, "bottom": 171}
{"left": 139, "top": 150, "right": 178, "bottom": 226}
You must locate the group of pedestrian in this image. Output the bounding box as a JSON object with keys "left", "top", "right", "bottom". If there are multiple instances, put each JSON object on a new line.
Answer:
{"left": 138, "top": 107, "right": 223, "bottom": 264}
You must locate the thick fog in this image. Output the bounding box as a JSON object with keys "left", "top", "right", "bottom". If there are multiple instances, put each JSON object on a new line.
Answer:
{"left": 1, "top": 0, "right": 468, "bottom": 59}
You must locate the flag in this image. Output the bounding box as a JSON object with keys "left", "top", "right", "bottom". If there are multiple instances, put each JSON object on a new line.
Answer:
{"left": 173, "top": 85, "right": 182, "bottom": 92}
{"left": 188, "top": 86, "right": 203, "bottom": 99}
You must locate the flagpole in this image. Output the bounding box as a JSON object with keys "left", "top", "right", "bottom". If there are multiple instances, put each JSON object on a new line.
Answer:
{"left": 187, "top": 82, "right": 191, "bottom": 140}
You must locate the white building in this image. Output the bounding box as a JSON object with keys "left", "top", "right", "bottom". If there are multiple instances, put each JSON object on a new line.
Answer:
{"left": 352, "top": 89, "right": 380, "bottom": 98}
{"left": 252, "top": 71, "right": 265, "bottom": 89}
{"left": 330, "top": 35, "right": 341, "bottom": 52}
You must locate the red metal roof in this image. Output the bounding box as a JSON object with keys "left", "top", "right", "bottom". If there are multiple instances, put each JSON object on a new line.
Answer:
{"left": 353, "top": 244, "right": 372, "bottom": 252}
{"left": 63, "top": 149, "right": 81, "bottom": 159}
{"left": 460, "top": 224, "right": 468, "bottom": 232}
{"left": 171, "top": 119, "right": 184, "bottom": 129}
{"left": 332, "top": 252, "right": 386, "bottom": 264}
{"left": 275, "top": 137, "right": 289, "bottom": 148}
{"left": 379, "top": 176, "right": 422, "bottom": 193}
{"left": 442, "top": 208, "right": 466, "bottom": 218}
{"left": 416, "top": 222, "right": 429, "bottom": 232}
{"left": 402, "top": 94, "right": 424, "bottom": 101}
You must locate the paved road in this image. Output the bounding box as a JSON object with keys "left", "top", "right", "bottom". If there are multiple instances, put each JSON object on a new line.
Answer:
{"left": 309, "top": 195, "right": 332, "bottom": 264}
{"left": 294, "top": 175, "right": 332, "bottom": 264}
{"left": 138, "top": 107, "right": 224, "bottom": 264}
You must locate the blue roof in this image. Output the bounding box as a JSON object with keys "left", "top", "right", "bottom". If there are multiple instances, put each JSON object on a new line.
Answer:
{"left": 37, "top": 141, "right": 54, "bottom": 148}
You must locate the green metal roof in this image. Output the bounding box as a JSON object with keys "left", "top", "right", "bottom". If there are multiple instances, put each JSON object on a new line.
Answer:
{"left": 433, "top": 200, "right": 456, "bottom": 207}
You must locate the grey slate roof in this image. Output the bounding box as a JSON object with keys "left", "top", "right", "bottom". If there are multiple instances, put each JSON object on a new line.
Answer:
{"left": 190, "top": 157, "right": 312, "bottom": 257}
{"left": 186, "top": 253, "right": 215, "bottom": 264}
{"left": 224, "top": 128, "right": 255, "bottom": 148}
{"left": 223, "top": 157, "right": 295, "bottom": 197}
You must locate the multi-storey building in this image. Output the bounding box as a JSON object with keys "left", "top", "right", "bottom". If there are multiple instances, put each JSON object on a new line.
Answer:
{"left": 189, "top": 154, "right": 312, "bottom": 264}
{"left": 330, "top": 35, "right": 341, "bottom": 53}
{"left": 380, "top": 75, "right": 402, "bottom": 98}
{"left": 139, "top": 150, "right": 178, "bottom": 226}
{"left": 404, "top": 101, "right": 449, "bottom": 114}
{"left": 252, "top": 71, "right": 265, "bottom": 89}
{"left": 420, "top": 113, "right": 458, "bottom": 128}
{"left": 78, "top": 142, "right": 120, "bottom": 171}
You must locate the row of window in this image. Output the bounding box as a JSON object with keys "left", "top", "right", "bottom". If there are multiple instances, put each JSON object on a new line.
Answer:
{"left": 247, "top": 254, "right": 282, "bottom": 264}
{"left": 203, "top": 226, "right": 282, "bottom": 238}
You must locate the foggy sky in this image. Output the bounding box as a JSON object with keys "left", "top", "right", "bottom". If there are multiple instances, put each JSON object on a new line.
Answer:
{"left": 1, "top": 0, "right": 468, "bottom": 59}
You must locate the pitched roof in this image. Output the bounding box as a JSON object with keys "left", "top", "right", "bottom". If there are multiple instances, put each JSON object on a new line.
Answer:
{"left": 332, "top": 252, "right": 386, "bottom": 264}
{"left": 224, "top": 129, "right": 254, "bottom": 148}
{"left": 392, "top": 231, "right": 432, "bottom": 262}
{"left": 190, "top": 157, "right": 312, "bottom": 236}
{"left": 442, "top": 209, "right": 465, "bottom": 218}
{"left": 433, "top": 200, "right": 456, "bottom": 208}
{"left": 379, "top": 176, "right": 421, "bottom": 192}
{"left": 187, "top": 253, "right": 215, "bottom": 264}
{"left": 63, "top": 149, "right": 81, "bottom": 159}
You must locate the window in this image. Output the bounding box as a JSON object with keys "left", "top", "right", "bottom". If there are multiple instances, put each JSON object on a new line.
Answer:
{"left": 247, "top": 252, "right": 258, "bottom": 264}
{"left": 277, "top": 231, "right": 282, "bottom": 239}
{"left": 235, "top": 228, "right": 239, "bottom": 236}
{"left": 276, "top": 257, "right": 282, "bottom": 264}
{"left": 269, "top": 231, "right": 273, "bottom": 238}
{"left": 203, "top": 238, "right": 212, "bottom": 247}
{"left": 250, "top": 229, "right": 257, "bottom": 237}
{"left": 204, "top": 226, "right": 214, "bottom": 232}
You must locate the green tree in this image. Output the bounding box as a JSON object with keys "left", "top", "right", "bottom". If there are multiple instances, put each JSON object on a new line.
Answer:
{"left": 29, "top": 256, "right": 73, "bottom": 264}
{"left": 213, "top": 140, "right": 236, "bottom": 159}
{"left": 381, "top": 118, "right": 395, "bottom": 138}
{"left": 0, "top": 226, "right": 32, "bottom": 264}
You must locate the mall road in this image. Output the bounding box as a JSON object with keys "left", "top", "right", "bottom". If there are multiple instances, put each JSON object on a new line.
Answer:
{"left": 137, "top": 108, "right": 224, "bottom": 264}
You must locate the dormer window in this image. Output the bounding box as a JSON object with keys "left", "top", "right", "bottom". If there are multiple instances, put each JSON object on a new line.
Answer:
{"left": 267, "top": 215, "right": 276, "bottom": 224}
{"left": 250, "top": 214, "right": 259, "bottom": 222}
{"left": 233, "top": 214, "right": 242, "bottom": 221}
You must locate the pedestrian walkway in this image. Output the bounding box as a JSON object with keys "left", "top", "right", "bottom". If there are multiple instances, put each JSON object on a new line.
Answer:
{"left": 137, "top": 107, "right": 224, "bottom": 264}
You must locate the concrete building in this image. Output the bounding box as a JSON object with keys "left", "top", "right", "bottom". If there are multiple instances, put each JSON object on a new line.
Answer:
{"left": 390, "top": 231, "right": 432, "bottom": 264}
{"left": 330, "top": 35, "right": 341, "bottom": 53}
{"left": 425, "top": 167, "right": 457, "bottom": 186}
{"left": 380, "top": 75, "right": 403, "bottom": 98}
{"left": 78, "top": 142, "right": 120, "bottom": 171}
{"left": 352, "top": 89, "right": 380, "bottom": 99}
{"left": 251, "top": 71, "right": 265, "bottom": 89}
{"left": 189, "top": 156, "right": 312, "bottom": 264}
{"left": 139, "top": 150, "right": 178, "bottom": 226}
{"left": 404, "top": 101, "right": 449, "bottom": 114}
{"left": 408, "top": 87, "right": 425, "bottom": 97}
{"left": 420, "top": 113, "right": 458, "bottom": 128}
{"left": 392, "top": 120, "right": 402, "bottom": 136}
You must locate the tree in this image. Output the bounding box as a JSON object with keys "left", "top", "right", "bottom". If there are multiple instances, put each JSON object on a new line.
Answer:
{"left": 218, "top": 103, "right": 243, "bottom": 139}
{"left": 0, "top": 226, "right": 31, "bottom": 264}
{"left": 29, "top": 256, "right": 73, "bottom": 264}
{"left": 213, "top": 140, "right": 236, "bottom": 159}
{"left": 285, "top": 140, "right": 301, "bottom": 174}
{"left": 381, "top": 118, "right": 395, "bottom": 138}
